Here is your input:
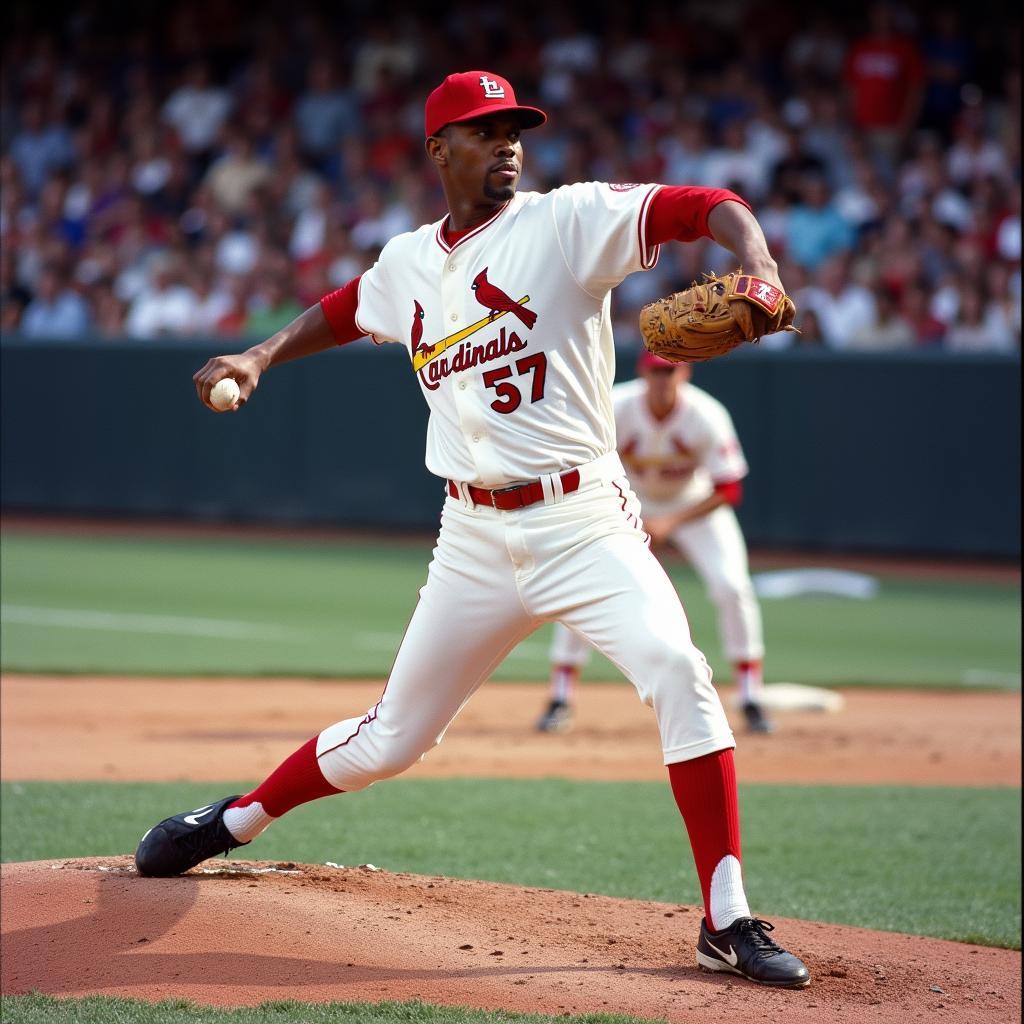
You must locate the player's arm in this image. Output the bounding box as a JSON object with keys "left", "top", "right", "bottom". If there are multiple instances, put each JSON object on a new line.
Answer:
{"left": 193, "top": 278, "right": 363, "bottom": 411}
{"left": 645, "top": 187, "right": 782, "bottom": 290}
{"left": 645, "top": 481, "right": 743, "bottom": 545}
{"left": 705, "top": 200, "right": 782, "bottom": 291}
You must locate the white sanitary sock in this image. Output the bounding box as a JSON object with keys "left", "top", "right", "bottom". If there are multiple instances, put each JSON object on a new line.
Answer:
{"left": 709, "top": 854, "right": 751, "bottom": 931}
{"left": 735, "top": 662, "right": 764, "bottom": 704}
{"left": 550, "top": 665, "right": 578, "bottom": 704}
{"left": 222, "top": 801, "right": 274, "bottom": 843}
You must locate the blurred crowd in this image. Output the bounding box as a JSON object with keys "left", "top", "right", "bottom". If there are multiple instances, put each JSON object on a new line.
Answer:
{"left": 1, "top": 0, "right": 1020, "bottom": 352}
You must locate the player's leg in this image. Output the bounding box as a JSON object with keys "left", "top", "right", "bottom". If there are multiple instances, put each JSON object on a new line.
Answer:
{"left": 529, "top": 493, "right": 743, "bottom": 917}
{"left": 525, "top": 482, "right": 806, "bottom": 985}
{"left": 672, "top": 507, "right": 772, "bottom": 733}
{"left": 136, "top": 503, "right": 537, "bottom": 876}
{"left": 537, "top": 623, "right": 591, "bottom": 732}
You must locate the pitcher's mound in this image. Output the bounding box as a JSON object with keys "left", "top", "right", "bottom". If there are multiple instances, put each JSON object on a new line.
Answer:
{"left": 2, "top": 858, "right": 1018, "bottom": 1024}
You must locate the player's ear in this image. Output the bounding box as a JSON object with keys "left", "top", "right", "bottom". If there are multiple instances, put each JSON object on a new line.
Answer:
{"left": 425, "top": 134, "right": 448, "bottom": 167}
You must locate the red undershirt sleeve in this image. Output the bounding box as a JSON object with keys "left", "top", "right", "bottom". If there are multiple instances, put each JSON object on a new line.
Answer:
{"left": 645, "top": 186, "right": 752, "bottom": 246}
{"left": 319, "top": 276, "right": 364, "bottom": 346}
{"left": 714, "top": 479, "right": 744, "bottom": 507}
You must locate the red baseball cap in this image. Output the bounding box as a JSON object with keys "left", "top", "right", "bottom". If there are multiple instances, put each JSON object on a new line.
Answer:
{"left": 425, "top": 71, "right": 547, "bottom": 138}
{"left": 637, "top": 350, "right": 680, "bottom": 372}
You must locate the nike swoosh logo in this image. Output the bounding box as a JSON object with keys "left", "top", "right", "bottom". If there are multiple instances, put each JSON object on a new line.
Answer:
{"left": 705, "top": 938, "right": 739, "bottom": 967}
{"left": 183, "top": 805, "right": 215, "bottom": 826}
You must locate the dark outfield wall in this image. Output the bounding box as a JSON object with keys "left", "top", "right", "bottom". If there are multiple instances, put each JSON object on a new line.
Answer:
{"left": 1, "top": 339, "right": 1019, "bottom": 557}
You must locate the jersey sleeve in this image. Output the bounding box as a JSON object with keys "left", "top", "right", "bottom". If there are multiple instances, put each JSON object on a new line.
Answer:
{"left": 551, "top": 182, "right": 663, "bottom": 297}
{"left": 354, "top": 242, "right": 402, "bottom": 345}
{"left": 699, "top": 401, "right": 749, "bottom": 484}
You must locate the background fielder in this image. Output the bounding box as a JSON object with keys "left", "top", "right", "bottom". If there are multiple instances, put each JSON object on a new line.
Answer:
{"left": 539, "top": 351, "right": 773, "bottom": 735}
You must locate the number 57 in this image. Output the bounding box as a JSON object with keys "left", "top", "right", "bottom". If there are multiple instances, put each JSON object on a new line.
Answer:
{"left": 482, "top": 352, "right": 548, "bottom": 414}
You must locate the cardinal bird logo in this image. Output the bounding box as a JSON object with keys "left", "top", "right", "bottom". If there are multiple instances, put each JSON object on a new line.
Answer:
{"left": 410, "top": 299, "right": 433, "bottom": 357}
{"left": 471, "top": 268, "right": 537, "bottom": 330}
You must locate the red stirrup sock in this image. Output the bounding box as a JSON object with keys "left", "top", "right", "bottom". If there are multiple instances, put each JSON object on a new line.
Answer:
{"left": 667, "top": 748, "right": 749, "bottom": 931}
{"left": 223, "top": 736, "right": 342, "bottom": 842}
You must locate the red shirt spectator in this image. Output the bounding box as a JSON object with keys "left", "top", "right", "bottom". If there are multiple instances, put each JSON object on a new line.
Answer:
{"left": 843, "top": 4, "right": 925, "bottom": 131}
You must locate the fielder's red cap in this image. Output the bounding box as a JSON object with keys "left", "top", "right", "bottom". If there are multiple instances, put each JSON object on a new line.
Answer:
{"left": 637, "top": 350, "right": 680, "bottom": 371}
{"left": 425, "top": 71, "right": 547, "bottom": 138}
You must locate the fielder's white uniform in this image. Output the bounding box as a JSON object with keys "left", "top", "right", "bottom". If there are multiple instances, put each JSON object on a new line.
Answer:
{"left": 313, "top": 182, "right": 735, "bottom": 791}
{"left": 550, "top": 378, "right": 764, "bottom": 670}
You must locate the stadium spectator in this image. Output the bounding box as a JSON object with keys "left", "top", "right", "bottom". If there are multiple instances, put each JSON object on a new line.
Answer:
{"left": 945, "top": 284, "right": 1018, "bottom": 353}
{"left": 658, "top": 117, "right": 712, "bottom": 188}
{"left": 847, "top": 284, "right": 915, "bottom": 350}
{"left": 994, "top": 189, "right": 1021, "bottom": 263}
{"left": 243, "top": 273, "right": 303, "bottom": 338}
{"left": 793, "top": 307, "right": 826, "bottom": 346}
{"left": 842, "top": 1, "right": 926, "bottom": 167}
{"left": 18, "top": 264, "right": 92, "bottom": 339}
{"left": 90, "top": 281, "right": 127, "bottom": 338}
{"left": 703, "top": 119, "right": 767, "bottom": 198}
{"left": 983, "top": 263, "right": 1022, "bottom": 344}
{"left": 770, "top": 124, "right": 828, "bottom": 204}
{"left": 188, "top": 262, "right": 235, "bottom": 336}
{"left": 288, "top": 180, "right": 334, "bottom": 263}
{"left": 946, "top": 109, "right": 1014, "bottom": 188}
{"left": 785, "top": 173, "right": 856, "bottom": 270}
{"left": 212, "top": 275, "right": 251, "bottom": 338}
{"left": 351, "top": 20, "right": 418, "bottom": 96}
{"left": 161, "top": 62, "right": 232, "bottom": 165}
{"left": 901, "top": 282, "right": 948, "bottom": 346}
{"left": 785, "top": 13, "right": 847, "bottom": 89}
{"left": 293, "top": 59, "right": 361, "bottom": 165}
{"left": 919, "top": 7, "right": 974, "bottom": 138}
{"left": 204, "top": 131, "right": 274, "bottom": 218}
{"left": 8, "top": 100, "right": 75, "bottom": 199}
{"left": 794, "top": 253, "right": 877, "bottom": 349}
{"left": 124, "top": 254, "right": 199, "bottom": 339}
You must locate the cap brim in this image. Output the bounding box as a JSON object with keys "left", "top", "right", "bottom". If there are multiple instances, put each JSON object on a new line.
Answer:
{"left": 637, "top": 351, "right": 679, "bottom": 371}
{"left": 441, "top": 104, "right": 547, "bottom": 134}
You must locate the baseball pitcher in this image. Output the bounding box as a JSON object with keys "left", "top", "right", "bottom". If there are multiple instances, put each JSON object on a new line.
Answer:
{"left": 135, "top": 70, "right": 808, "bottom": 989}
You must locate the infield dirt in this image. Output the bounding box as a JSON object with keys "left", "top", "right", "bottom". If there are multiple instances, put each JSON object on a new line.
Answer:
{"left": 2, "top": 676, "right": 1021, "bottom": 786}
{"left": 2, "top": 675, "right": 1021, "bottom": 1023}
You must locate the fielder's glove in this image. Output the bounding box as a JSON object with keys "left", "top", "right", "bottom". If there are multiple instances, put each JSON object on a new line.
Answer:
{"left": 639, "top": 270, "right": 797, "bottom": 363}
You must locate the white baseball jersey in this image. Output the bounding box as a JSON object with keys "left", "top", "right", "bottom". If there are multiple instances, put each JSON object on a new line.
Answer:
{"left": 354, "top": 182, "right": 663, "bottom": 487}
{"left": 614, "top": 378, "right": 748, "bottom": 508}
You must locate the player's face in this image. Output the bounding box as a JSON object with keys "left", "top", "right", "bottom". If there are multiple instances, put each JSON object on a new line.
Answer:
{"left": 641, "top": 364, "right": 689, "bottom": 406}
{"left": 441, "top": 115, "right": 524, "bottom": 204}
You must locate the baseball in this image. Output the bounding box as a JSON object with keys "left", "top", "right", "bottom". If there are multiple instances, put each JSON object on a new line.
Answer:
{"left": 209, "top": 378, "right": 240, "bottom": 411}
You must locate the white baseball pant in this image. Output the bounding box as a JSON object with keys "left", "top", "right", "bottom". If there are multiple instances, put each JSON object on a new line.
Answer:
{"left": 550, "top": 502, "right": 763, "bottom": 668}
{"left": 315, "top": 453, "right": 735, "bottom": 791}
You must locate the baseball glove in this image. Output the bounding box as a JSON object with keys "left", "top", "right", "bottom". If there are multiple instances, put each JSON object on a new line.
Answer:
{"left": 639, "top": 271, "right": 797, "bottom": 363}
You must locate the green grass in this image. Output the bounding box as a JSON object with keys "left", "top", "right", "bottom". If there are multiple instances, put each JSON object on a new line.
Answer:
{"left": 1, "top": 531, "right": 1019, "bottom": 686}
{"left": 2, "top": 779, "right": 1019, "bottom": 949}
{"left": 0, "top": 995, "right": 662, "bottom": 1024}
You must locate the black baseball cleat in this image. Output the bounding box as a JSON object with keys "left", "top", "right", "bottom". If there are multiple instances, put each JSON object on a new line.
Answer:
{"left": 135, "top": 794, "right": 248, "bottom": 877}
{"left": 696, "top": 916, "right": 810, "bottom": 987}
{"left": 535, "top": 699, "right": 573, "bottom": 733}
{"left": 742, "top": 701, "right": 775, "bottom": 734}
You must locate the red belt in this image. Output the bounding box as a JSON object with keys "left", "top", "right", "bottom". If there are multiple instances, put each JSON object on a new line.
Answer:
{"left": 447, "top": 468, "right": 582, "bottom": 510}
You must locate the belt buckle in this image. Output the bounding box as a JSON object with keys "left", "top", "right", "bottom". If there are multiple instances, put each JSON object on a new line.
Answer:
{"left": 489, "top": 483, "right": 524, "bottom": 508}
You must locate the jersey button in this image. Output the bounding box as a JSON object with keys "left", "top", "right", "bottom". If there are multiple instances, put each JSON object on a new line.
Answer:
{"left": 449, "top": 313, "right": 458, "bottom": 321}
{"left": 472, "top": 433, "right": 481, "bottom": 442}
{"left": 458, "top": 381, "right": 467, "bottom": 390}
{"left": 448, "top": 263, "right": 456, "bottom": 271}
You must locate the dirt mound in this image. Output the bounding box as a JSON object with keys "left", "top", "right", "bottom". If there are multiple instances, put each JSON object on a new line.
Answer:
{"left": 2, "top": 858, "right": 1018, "bottom": 1024}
